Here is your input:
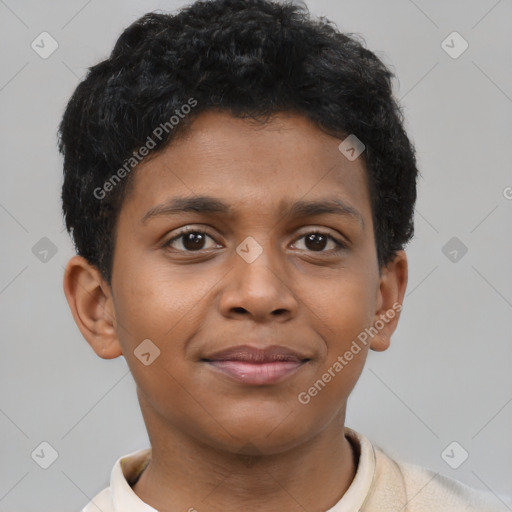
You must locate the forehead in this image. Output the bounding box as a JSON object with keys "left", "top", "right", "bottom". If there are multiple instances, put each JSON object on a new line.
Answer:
{"left": 122, "top": 110, "right": 372, "bottom": 223}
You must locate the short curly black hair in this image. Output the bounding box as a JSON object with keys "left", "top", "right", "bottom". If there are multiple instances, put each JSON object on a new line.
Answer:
{"left": 58, "top": 0, "right": 418, "bottom": 285}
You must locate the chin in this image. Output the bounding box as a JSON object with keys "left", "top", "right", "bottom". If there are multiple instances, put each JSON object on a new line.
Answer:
{"left": 210, "top": 411, "right": 315, "bottom": 455}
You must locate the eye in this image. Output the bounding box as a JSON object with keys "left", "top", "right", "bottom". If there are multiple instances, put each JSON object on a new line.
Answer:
{"left": 292, "top": 231, "right": 346, "bottom": 253}
{"left": 163, "top": 228, "right": 219, "bottom": 252}
{"left": 162, "top": 228, "right": 346, "bottom": 254}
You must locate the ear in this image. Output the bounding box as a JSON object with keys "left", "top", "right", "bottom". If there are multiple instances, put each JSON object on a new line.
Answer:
{"left": 370, "top": 250, "right": 408, "bottom": 352}
{"left": 63, "top": 255, "right": 123, "bottom": 359}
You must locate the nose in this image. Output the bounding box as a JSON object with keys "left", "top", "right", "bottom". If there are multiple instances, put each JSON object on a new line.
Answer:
{"left": 218, "top": 239, "right": 299, "bottom": 323}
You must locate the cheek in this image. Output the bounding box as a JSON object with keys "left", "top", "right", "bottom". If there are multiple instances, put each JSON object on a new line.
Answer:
{"left": 111, "top": 261, "right": 217, "bottom": 397}
{"left": 308, "top": 271, "right": 376, "bottom": 346}
{"left": 301, "top": 271, "right": 376, "bottom": 397}
{"left": 111, "top": 267, "right": 206, "bottom": 421}
{"left": 113, "top": 262, "right": 204, "bottom": 345}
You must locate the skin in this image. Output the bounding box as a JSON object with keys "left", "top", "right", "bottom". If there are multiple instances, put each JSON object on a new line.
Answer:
{"left": 63, "top": 110, "right": 408, "bottom": 512}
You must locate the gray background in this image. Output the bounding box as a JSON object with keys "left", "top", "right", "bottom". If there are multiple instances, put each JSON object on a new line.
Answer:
{"left": 0, "top": 0, "right": 511, "bottom": 510}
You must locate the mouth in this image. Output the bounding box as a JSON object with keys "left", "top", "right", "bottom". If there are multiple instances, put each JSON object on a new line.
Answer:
{"left": 202, "top": 345, "right": 311, "bottom": 386}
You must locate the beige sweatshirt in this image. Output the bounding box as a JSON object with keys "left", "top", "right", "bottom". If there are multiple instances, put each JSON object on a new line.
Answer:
{"left": 81, "top": 427, "right": 511, "bottom": 511}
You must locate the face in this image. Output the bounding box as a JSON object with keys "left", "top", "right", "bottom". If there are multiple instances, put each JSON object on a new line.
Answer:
{"left": 67, "top": 110, "right": 407, "bottom": 455}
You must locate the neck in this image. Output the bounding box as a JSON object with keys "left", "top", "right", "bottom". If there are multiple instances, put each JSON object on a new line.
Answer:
{"left": 132, "top": 410, "right": 358, "bottom": 512}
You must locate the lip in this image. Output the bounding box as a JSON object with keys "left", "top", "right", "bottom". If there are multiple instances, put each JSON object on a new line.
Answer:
{"left": 202, "top": 345, "right": 310, "bottom": 385}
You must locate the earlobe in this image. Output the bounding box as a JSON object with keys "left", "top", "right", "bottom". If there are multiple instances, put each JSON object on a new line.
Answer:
{"left": 63, "top": 255, "right": 123, "bottom": 359}
{"left": 369, "top": 251, "right": 408, "bottom": 352}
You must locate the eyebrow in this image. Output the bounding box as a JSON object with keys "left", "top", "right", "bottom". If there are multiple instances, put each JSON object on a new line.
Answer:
{"left": 141, "top": 195, "right": 365, "bottom": 228}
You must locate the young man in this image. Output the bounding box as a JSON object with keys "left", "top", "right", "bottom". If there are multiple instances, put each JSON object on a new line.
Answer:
{"left": 59, "top": 0, "right": 510, "bottom": 510}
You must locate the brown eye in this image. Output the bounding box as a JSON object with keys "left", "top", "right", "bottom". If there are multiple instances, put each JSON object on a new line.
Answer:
{"left": 181, "top": 232, "right": 207, "bottom": 251}
{"left": 164, "top": 230, "right": 218, "bottom": 252}
{"left": 305, "top": 233, "right": 328, "bottom": 251}
{"left": 293, "top": 231, "right": 346, "bottom": 253}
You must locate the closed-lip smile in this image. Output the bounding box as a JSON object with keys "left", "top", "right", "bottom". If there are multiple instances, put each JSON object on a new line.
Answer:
{"left": 202, "top": 345, "right": 310, "bottom": 385}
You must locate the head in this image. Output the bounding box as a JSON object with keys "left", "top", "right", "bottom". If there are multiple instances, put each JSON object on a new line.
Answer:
{"left": 60, "top": 0, "right": 416, "bottom": 454}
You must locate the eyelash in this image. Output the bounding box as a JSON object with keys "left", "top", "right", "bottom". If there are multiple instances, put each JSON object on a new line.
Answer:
{"left": 162, "top": 227, "right": 347, "bottom": 254}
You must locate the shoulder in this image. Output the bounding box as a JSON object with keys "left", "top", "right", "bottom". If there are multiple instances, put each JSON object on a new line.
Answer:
{"left": 79, "top": 447, "right": 152, "bottom": 512}
{"left": 373, "top": 446, "right": 512, "bottom": 511}
{"left": 81, "top": 487, "right": 112, "bottom": 512}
